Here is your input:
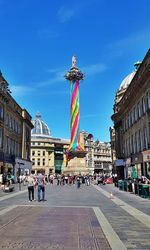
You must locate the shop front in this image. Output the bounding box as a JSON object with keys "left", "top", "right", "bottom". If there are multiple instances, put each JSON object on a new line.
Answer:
{"left": 125, "top": 158, "right": 131, "bottom": 178}
{"left": 131, "top": 153, "right": 143, "bottom": 178}
{"left": 14, "top": 158, "right": 32, "bottom": 182}
{"left": 114, "top": 159, "right": 125, "bottom": 179}
{"left": 142, "top": 150, "right": 150, "bottom": 179}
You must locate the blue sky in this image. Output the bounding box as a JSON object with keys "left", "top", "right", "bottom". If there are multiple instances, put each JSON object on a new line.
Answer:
{"left": 0, "top": 0, "right": 150, "bottom": 141}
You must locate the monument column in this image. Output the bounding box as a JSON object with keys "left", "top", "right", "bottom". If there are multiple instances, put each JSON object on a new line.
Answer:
{"left": 64, "top": 56, "right": 87, "bottom": 174}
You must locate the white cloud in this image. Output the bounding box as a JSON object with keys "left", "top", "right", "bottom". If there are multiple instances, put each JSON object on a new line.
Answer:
{"left": 10, "top": 85, "right": 34, "bottom": 97}
{"left": 82, "top": 63, "right": 107, "bottom": 76}
{"left": 37, "top": 68, "right": 66, "bottom": 87}
{"left": 108, "top": 28, "right": 150, "bottom": 56}
{"left": 57, "top": 6, "right": 75, "bottom": 23}
{"left": 39, "top": 63, "right": 107, "bottom": 87}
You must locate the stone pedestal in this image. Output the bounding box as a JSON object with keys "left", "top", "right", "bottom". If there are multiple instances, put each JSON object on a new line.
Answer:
{"left": 63, "top": 150, "right": 88, "bottom": 175}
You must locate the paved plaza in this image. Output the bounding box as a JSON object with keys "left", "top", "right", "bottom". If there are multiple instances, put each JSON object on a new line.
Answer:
{"left": 0, "top": 183, "right": 150, "bottom": 250}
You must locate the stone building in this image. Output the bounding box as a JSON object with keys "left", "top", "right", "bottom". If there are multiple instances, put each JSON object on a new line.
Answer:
{"left": 109, "top": 127, "right": 116, "bottom": 173}
{"left": 80, "top": 131, "right": 112, "bottom": 175}
{"left": 0, "top": 72, "right": 33, "bottom": 182}
{"left": 81, "top": 131, "right": 94, "bottom": 175}
{"left": 31, "top": 113, "right": 69, "bottom": 175}
{"left": 111, "top": 49, "right": 150, "bottom": 179}
{"left": 93, "top": 140, "right": 112, "bottom": 174}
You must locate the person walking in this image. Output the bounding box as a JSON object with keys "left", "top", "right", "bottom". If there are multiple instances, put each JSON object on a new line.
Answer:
{"left": 37, "top": 170, "right": 46, "bottom": 202}
{"left": 27, "top": 172, "right": 35, "bottom": 202}
{"left": 76, "top": 175, "right": 80, "bottom": 188}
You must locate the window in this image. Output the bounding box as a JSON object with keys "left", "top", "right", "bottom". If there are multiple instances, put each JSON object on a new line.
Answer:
{"left": 131, "top": 109, "right": 134, "bottom": 124}
{"left": 138, "top": 130, "right": 142, "bottom": 152}
{"left": 0, "top": 128, "right": 3, "bottom": 148}
{"left": 32, "top": 158, "right": 35, "bottom": 166}
{"left": 137, "top": 102, "right": 141, "bottom": 119}
{"left": 38, "top": 142, "right": 40, "bottom": 145}
{"left": 135, "top": 132, "right": 138, "bottom": 153}
{"left": 18, "top": 124, "right": 21, "bottom": 134}
{"left": 131, "top": 135, "right": 134, "bottom": 154}
{"left": 133, "top": 107, "right": 136, "bottom": 122}
{"left": 15, "top": 122, "right": 18, "bottom": 133}
{"left": 32, "top": 151, "right": 35, "bottom": 156}
{"left": 43, "top": 151, "right": 45, "bottom": 156}
{"left": 38, "top": 150, "right": 40, "bottom": 156}
{"left": 129, "top": 112, "right": 132, "bottom": 127}
{"left": 37, "top": 158, "right": 40, "bottom": 166}
{"left": 43, "top": 159, "right": 45, "bottom": 166}
{"left": 0, "top": 105, "right": 4, "bottom": 120}
{"left": 148, "top": 91, "right": 150, "bottom": 109}
{"left": 143, "top": 127, "right": 148, "bottom": 150}
{"left": 129, "top": 136, "right": 132, "bottom": 155}
{"left": 5, "top": 114, "right": 9, "bottom": 126}
{"left": 142, "top": 96, "right": 146, "bottom": 114}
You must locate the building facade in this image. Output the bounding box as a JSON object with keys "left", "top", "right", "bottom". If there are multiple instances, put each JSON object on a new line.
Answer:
{"left": 109, "top": 127, "right": 116, "bottom": 173}
{"left": 31, "top": 113, "right": 70, "bottom": 175}
{"left": 81, "top": 131, "right": 112, "bottom": 175}
{"left": 0, "top": 72, "right": 33, "bottom": 182}
{"left": 111, "top": 50, "right": 150, "bottom": 179}
{"left": 84, "top": 133, "right": 94, "bottom": 175}
{"left": 93, "top": 140, "right": 112, "bottom": 174}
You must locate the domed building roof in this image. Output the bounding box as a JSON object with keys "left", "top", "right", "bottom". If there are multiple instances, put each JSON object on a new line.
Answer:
{"left": 119, "top": 61, "right": 142, "bottom": 91}
{"left": 119, "top": 71, "right": 136, "bottom": 90}
{"left": 31, "top": 113, "right": 51, "bottom": 138}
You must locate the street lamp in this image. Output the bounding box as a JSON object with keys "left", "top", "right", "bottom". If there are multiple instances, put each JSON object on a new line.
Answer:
{"left": 17, "top": 162, "right": 24, "bottom": 191}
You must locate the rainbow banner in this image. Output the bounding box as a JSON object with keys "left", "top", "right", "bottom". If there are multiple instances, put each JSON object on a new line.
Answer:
{"left": 65, "top": 56, "right": 84, "bottom": 165}
{"left": 69, "top": 80, "right": 84, "bottom": 151}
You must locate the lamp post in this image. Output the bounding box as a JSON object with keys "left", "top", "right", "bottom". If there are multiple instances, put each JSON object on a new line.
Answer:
{"left": 17, "top": 162, "right": 24, "bottom": 191}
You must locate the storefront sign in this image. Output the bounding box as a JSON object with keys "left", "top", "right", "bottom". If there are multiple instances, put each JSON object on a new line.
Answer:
{"left": 115, "top": 159, "right": 125, "bottom": 167}
{"left": 143, "top": 154, "right": 150, "bottom": 162}
{"left": 142, "top": 150, "right": 150, "bottom": 162}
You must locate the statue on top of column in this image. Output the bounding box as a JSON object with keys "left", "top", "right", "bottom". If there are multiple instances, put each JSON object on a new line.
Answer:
{"left": 72, "top": 55, "right": 76, "bottom": 68}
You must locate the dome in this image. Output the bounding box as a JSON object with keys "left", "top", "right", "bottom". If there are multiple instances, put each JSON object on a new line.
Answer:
{"left": 31, "top": 113, "right": 51, "bottom": 138}
{"left": 119, "top": 71, "right": 136, "bottom": 90}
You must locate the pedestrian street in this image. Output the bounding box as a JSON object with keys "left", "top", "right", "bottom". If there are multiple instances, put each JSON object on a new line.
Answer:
{"left": 0, "top": 183, "right": 150, "bottom": 250}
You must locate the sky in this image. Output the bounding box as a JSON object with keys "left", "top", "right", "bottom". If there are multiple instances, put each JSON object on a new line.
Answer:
{"left": 0, "top": 0, "right": 150, "bottom": 142}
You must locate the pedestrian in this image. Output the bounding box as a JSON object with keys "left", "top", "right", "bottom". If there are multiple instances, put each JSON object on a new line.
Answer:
{"left": 37, "top": 170, "right": 46, "bottom": 202}
{"left": 27, "top": 171, "right": 36, "bottom": 202}
{"left": 76, "top": 176, "right": 80, "bottom": 188}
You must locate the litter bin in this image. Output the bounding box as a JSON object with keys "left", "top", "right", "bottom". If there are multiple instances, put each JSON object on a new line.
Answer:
{"left": 128, "top": 181, "right": 133, "bottom": 192}
{"left": 134, "top": 182, "right": 139, "bottom": 195}
{"left": 123, "top": 180, "right": 128, "bottom": 191}
{"left": 139, "top": 184, "right": 149, "bottom": 198}
{"left": 118, "top": 180, "right": 124, "bottom": 190}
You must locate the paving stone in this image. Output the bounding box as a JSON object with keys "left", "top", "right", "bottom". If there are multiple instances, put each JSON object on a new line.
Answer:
{"left": 0, "top": 184, "right": 150, "bottom": 249}
{"left": 0, "top": 206, "right": 111, "bottom": 250}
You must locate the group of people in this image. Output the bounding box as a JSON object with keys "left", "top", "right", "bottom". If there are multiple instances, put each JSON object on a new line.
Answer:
{"left": 26, "top": 172, "right": 93, "bottom": 201}
{"left": 26, "top": 172, "right": 115, "bottom": 202}
{"left": 26, "top": 170, "right": 46, "bottom": 202}
{"left": 55, "top": 174, "right": 91, "bottom": 187}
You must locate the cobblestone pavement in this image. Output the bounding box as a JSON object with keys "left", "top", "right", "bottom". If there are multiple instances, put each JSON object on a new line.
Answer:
{"left": 0, "top": 183, "right": 150, "bottom": 249}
